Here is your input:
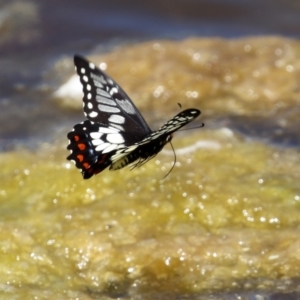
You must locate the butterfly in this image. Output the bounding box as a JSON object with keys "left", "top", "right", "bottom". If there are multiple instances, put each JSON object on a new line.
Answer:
{"left": 67, "top": 55, "right": 203, "bottom": 179}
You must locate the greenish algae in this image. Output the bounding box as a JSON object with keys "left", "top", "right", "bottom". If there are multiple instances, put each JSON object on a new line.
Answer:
{"left": 1, "top": 130, "right": 300, "bottom": 299}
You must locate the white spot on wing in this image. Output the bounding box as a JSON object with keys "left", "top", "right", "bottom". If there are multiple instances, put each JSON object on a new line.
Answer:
{"left": 110, "top": 124, "right": 125, "bottom": 131}
{"left": 98, "top": 127, "right": 119, "bottom": 134}
{"left": 94, "top": 80, "right": 104, "bottom": 89}
{"left": 98, "top": 104, "right": 121, "bottom": 113}
{"left": 108, "top": 114, "right": 125, "bottom": 124}
{"left": 87, "top": 102, "right": 93, "bottom": 109}
{"left": 106, "top": 133, "right": 125, "bottom": 144}
{"left": 90, "top": 132, "right": 103, "bottom": 139}
{"left": 87, "top": 93, "right": 92, "bottom": 100}
{"left": 95, "top": 142, "right": 110, "bottom": 151}
{"left": 116, "top": 99, "right": 136, "bottom": 114}
{"left": 87, "top": 84, "right": 91, "bottom": 91}
{"left": 91, "top": 73, "right": 106, "bottom": 84}
{"left": 89, "top": 62, "right": 95, "bottom": 69}
{"left": 93, "top": 81, "right": 103, "bottom": 89}
{"left": 83, "top": 75, "right": 88, "bottom": 82}
{"left": 96, "top": 88, "right": 113, "bottom": 99}
{"left": 91, "top": 139, "right": 104, "bottom": 146}
{"left": 96, "top": 94, "right": 116, "bottom": 106}
{"left": 89, "top": 111, "right": 98, "bottom": 118}
{"left": 80, "top": 68, "right": 86, "bottom": 74}
{"left": 110, "top": 87, "right": 118, "bottom": 95}
{"left": 102, "top": 143, "right": 118, "bottom": 153}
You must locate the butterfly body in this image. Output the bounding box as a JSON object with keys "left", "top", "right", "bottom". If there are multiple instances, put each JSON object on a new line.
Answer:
{"left": 67, "top": 55, "right": 202, "bottom": 179}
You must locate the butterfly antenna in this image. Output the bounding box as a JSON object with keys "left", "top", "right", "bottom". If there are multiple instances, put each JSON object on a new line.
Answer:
{"left": 163, "top": 141, "right": 177, "bottom": 179}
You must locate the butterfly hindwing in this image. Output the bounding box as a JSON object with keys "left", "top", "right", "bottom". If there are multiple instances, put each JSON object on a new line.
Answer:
{"left": 67, "top": 121, "right": 118, "bottom": 178}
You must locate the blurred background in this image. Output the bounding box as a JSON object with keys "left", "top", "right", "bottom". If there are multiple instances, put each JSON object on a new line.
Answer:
{"left": 0, "top": 0, "right": 299, "bottom": 149}
{"left": 1, "top": 2, "right": 300, "bottom": 299}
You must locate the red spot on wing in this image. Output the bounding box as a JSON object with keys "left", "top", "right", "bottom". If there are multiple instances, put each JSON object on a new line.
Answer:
{"left": 83, "top": 162, "right": 90, "bottom": 170}
{"left": 76, "top": 154, "right": 84, "bottom": 162}
{"left": 74, "top": 135, "right": 80, "bottom": 142}
{"left": 78, "top": 143, "right": 86, "bottom": 150}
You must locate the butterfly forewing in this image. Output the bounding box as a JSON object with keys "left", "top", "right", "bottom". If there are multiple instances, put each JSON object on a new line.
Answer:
{"left": 148, "top": 109, "right": 200, "bottom": 139}
{"left": 74, "top": 55, "right": 151, "bottom": 141}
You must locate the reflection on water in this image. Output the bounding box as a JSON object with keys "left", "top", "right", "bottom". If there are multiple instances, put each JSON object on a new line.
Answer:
{"left": 0, "top": 0, "right": 299, "bottom": 144}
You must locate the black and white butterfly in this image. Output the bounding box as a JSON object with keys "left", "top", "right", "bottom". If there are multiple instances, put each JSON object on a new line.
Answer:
{"left": 67, "top": 55, "right": 203, "bottom": 179}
